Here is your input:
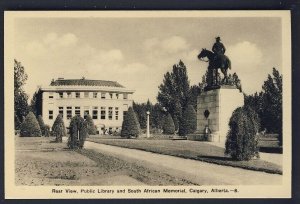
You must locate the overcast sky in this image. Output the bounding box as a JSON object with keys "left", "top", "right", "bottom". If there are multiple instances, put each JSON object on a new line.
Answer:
{"left": 13, "top": 17, "right": 282, "bottom": 103}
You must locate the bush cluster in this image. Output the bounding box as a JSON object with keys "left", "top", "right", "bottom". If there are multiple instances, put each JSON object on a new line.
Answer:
{"left": 52, "top": 114, "right": 66, "bottom": 142}
{"left": 20, "top": 112, "right": 42, "bottom": 137}
{"left": 225, "top": 106, "right": 260, "bottom": 161}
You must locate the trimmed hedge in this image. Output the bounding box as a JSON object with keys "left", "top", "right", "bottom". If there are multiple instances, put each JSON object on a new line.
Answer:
{"left": 163, "top": 113, "right": 175, "bottom": 135}
{"left": 68, "top": 115, "right": 87, "bottom": 149}
{"left": 20, "top": 112, "right": 42, "bottom": 137}
{"left": 85, "top": 114, "right": 97, "bottom": 135}
{"left": 121, "top": 107, "right": 140, "bottom": 138}
{"left": 225, "top": 106, "right": 260, "bottom": 161}
{"left": 52, "top": 114, "right": 66, "bottom": 143}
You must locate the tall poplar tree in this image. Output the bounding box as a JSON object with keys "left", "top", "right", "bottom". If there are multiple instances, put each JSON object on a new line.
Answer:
{"left": 14, "top": 59, "right": 29, "bottom": 129}
{"left": 157, "top": 60, "right": 190, "bottom": 133}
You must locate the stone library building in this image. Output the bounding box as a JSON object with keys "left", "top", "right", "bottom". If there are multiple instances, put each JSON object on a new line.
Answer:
{"left": 37, "top": 78, "right": 134, "bottom": 134}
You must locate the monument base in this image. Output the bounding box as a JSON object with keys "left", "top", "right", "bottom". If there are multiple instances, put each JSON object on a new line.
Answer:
{"left": 190, "top": 86, "right": 244, "bottom": 146}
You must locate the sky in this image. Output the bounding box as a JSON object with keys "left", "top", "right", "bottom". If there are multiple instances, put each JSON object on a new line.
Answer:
{"left": 13, "top": 17, "right": 282, "bottom": 103}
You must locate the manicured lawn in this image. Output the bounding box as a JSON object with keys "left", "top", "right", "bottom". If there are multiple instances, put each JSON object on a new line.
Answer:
{"left": 87, "top": 136, "right": 282, "bottom": 175}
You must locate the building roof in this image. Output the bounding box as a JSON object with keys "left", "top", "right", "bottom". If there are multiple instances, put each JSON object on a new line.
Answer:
{"left": 50, "top": 78, "right": 125, "bottom": 88}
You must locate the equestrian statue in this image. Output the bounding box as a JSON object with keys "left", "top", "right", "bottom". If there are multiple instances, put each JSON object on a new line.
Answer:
{"left": 198, "top": 36, "right": 231, "bottom": 90}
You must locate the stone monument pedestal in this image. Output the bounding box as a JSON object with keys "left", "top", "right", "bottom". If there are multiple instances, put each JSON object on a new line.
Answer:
{"left": 187, "top": 86, "right": 244, "bottom": 146}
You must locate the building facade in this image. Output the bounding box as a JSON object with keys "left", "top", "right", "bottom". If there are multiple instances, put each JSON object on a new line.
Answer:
{"left": 39, "top": 78, "right": 134, "bottom": 134}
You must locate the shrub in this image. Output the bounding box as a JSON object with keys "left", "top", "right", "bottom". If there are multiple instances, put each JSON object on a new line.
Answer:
{"left": 52, "top": 114, "right": 66, "bottom": 143}
{"left": 68, "top": 115, "right": 87, "bottom": 149}
{"left": 121, "top": 107, "right": 140, "bottom": 138}
{"left": 37, "top": 115, "right": 47, "bottom": 136}
{"left": 85, "top": 114, "right": 97, "bottom": 135}
{"left": 225, "top": 106, "right": 260, "bottom": 161}
{"left": 43, "top": 125, "right": 50, "bottom": 137}
{"left": 179, "top": 105, "right": 197, "bottom": 136}
{"left": 20, "top": 112, "right": 42, "bottom": 137}
{"left": 163, "top": 113, "right": 175, "bottom": 135}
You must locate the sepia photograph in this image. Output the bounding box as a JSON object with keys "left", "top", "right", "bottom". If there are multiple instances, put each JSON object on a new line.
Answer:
{"left": 4, "top": 11, "right": 291, "bottom": 199}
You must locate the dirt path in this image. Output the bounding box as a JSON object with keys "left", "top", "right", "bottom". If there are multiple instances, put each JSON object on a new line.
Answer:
{"left": 84, "top": 141, "right": 282, "bottom": 185}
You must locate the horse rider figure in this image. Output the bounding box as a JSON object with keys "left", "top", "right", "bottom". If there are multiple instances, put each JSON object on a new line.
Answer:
{"left": 212, "top": 36, "right": 226, "bottom": 60}
{"left": 210, "top": 36, "right": 226, "bottom": 85}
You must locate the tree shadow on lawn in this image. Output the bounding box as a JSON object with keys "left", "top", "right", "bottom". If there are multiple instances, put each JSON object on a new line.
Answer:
{"left": 199, "top": 155, "right": 233, "bottom": 161}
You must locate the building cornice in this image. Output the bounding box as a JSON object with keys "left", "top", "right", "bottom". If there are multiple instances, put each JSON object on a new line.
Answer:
{"left": 40, "top": 86, "right": 135, "bottom": 94}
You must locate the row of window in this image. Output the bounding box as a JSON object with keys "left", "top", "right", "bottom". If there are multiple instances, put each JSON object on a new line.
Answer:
{"left": 48, "top": 92, "right": 128, "bottom": 100}
{"left": 48, "top": 106, "right": 125, "bottom": 121}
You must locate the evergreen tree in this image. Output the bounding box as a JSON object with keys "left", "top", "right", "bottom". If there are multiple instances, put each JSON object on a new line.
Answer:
{"left": 179, "top": 105, "right": 197, "bottom": 136}
{"left": 37, "top": 115, "right": 46, "bottom": 136}
{"left": 20, "top": 112, "right": 42, "bottom": 137}
{"left": 52, "top": 114, "right": 66, "bottom": 142}
{"left": 68, "top": 115, "right": 87, "bottom": 149}
{"left": 30, "top": 89, "right": 43, "bottom": 116}
{"left": 133, "top": 102, "right": 147, "bottom": 129}
{"left": 244, "top": 68, "right": 282, "bottom": 145}
{"left": 188, "top": 85, "right": 201, "bottom": 111}
{"left": 151, "top": 103, "right": 165, "bottom": 130}
{"left": 157, "top": 60, "right": 190, "bottom": 131}
{"left": 85, "top": 114, "right": 97, "bottom": 135}
{"left": 225, "top": 107, "right": 260, "bottom": 161}
{"left": 261, "top": 68, "right": 282, "bottom": 145}
{"left": 121, "top": 107, "right": 140, "bottom": 138}
{"left": 162, "top": 113, "right": 175, "bottom": 135}
{"left": 14, "top": 60, "right": 29, "bottom": 129}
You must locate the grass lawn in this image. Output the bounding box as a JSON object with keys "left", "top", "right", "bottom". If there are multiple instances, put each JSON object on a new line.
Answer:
{"left": 87, "top": 136, "right": 282, "bottom": 175}
{"left": 15, "top": 136, "right": 195, "bottom": 186}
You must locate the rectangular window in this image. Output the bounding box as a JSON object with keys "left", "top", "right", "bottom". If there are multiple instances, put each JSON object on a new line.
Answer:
{"left": 93, "top": 92, "right": 98, "bottom": 98}
{"left": 84, "top": 92, "right": 89, "bottom": 98}
{"left": 116, "top": 93, "right": 119, "bottom": 99}
{"left": 58, "top": 107, "right": 64, "bottom": 118}
{"left": 123, "top": 93, "right": 128, "bottom": 100}
{"left": 123, "top": 111, "right": 127, "bottom": 121}
{"left": 67, "top": 92, "right": 72, "bottom": 98}
{"left": 75, "top": 106, "right": 80, "bottom": 116}
{"left": 67, "top": 106, "right": 72, "bottom": 119}
{"left": 93, "top": 110, "right": 98, "bottom": 120}
{"left": 108, "top": 107, "right": 113, "bottom": 120}
{"left": 84, "top": 110, "right": 89, "bottom": 119}
{"left": 101, "top": 107, "right": 106, "bottom": 119}
{"left": 115, "top": 107, "right": 119, "bottom": 120}
{"left": 109, "top": 93, "right": 113, "bottom": 99}
{"left": 59, "top": 92, "right": 63, "bottom": 98}
{"left": 101, "top": 93, "right": 106, "bottom": 99}
{"left": 49, "top": 110, "right": 53, "bottom": 120}
{"left": 75, "top": 92, "right": 80, "bottom": 98}
{"left": 49, "top": 94, "right": 54, "bottom": 99}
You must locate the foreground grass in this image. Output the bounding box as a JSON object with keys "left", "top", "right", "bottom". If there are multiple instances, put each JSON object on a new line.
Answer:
{"left": 87, "top": 137, "right": 282, "bottom": 175}
{"left": 15, "top": 137, "right": 195, "bottom": 186}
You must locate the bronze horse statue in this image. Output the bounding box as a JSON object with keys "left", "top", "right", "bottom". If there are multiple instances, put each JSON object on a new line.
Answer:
{"left": 198, "top": 48, "right": 231, "bottom": 85}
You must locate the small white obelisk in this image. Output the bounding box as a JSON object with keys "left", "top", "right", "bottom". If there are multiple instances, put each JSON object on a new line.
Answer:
{"left": 146, "top": 111, "right": 150, "bottom": 138}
